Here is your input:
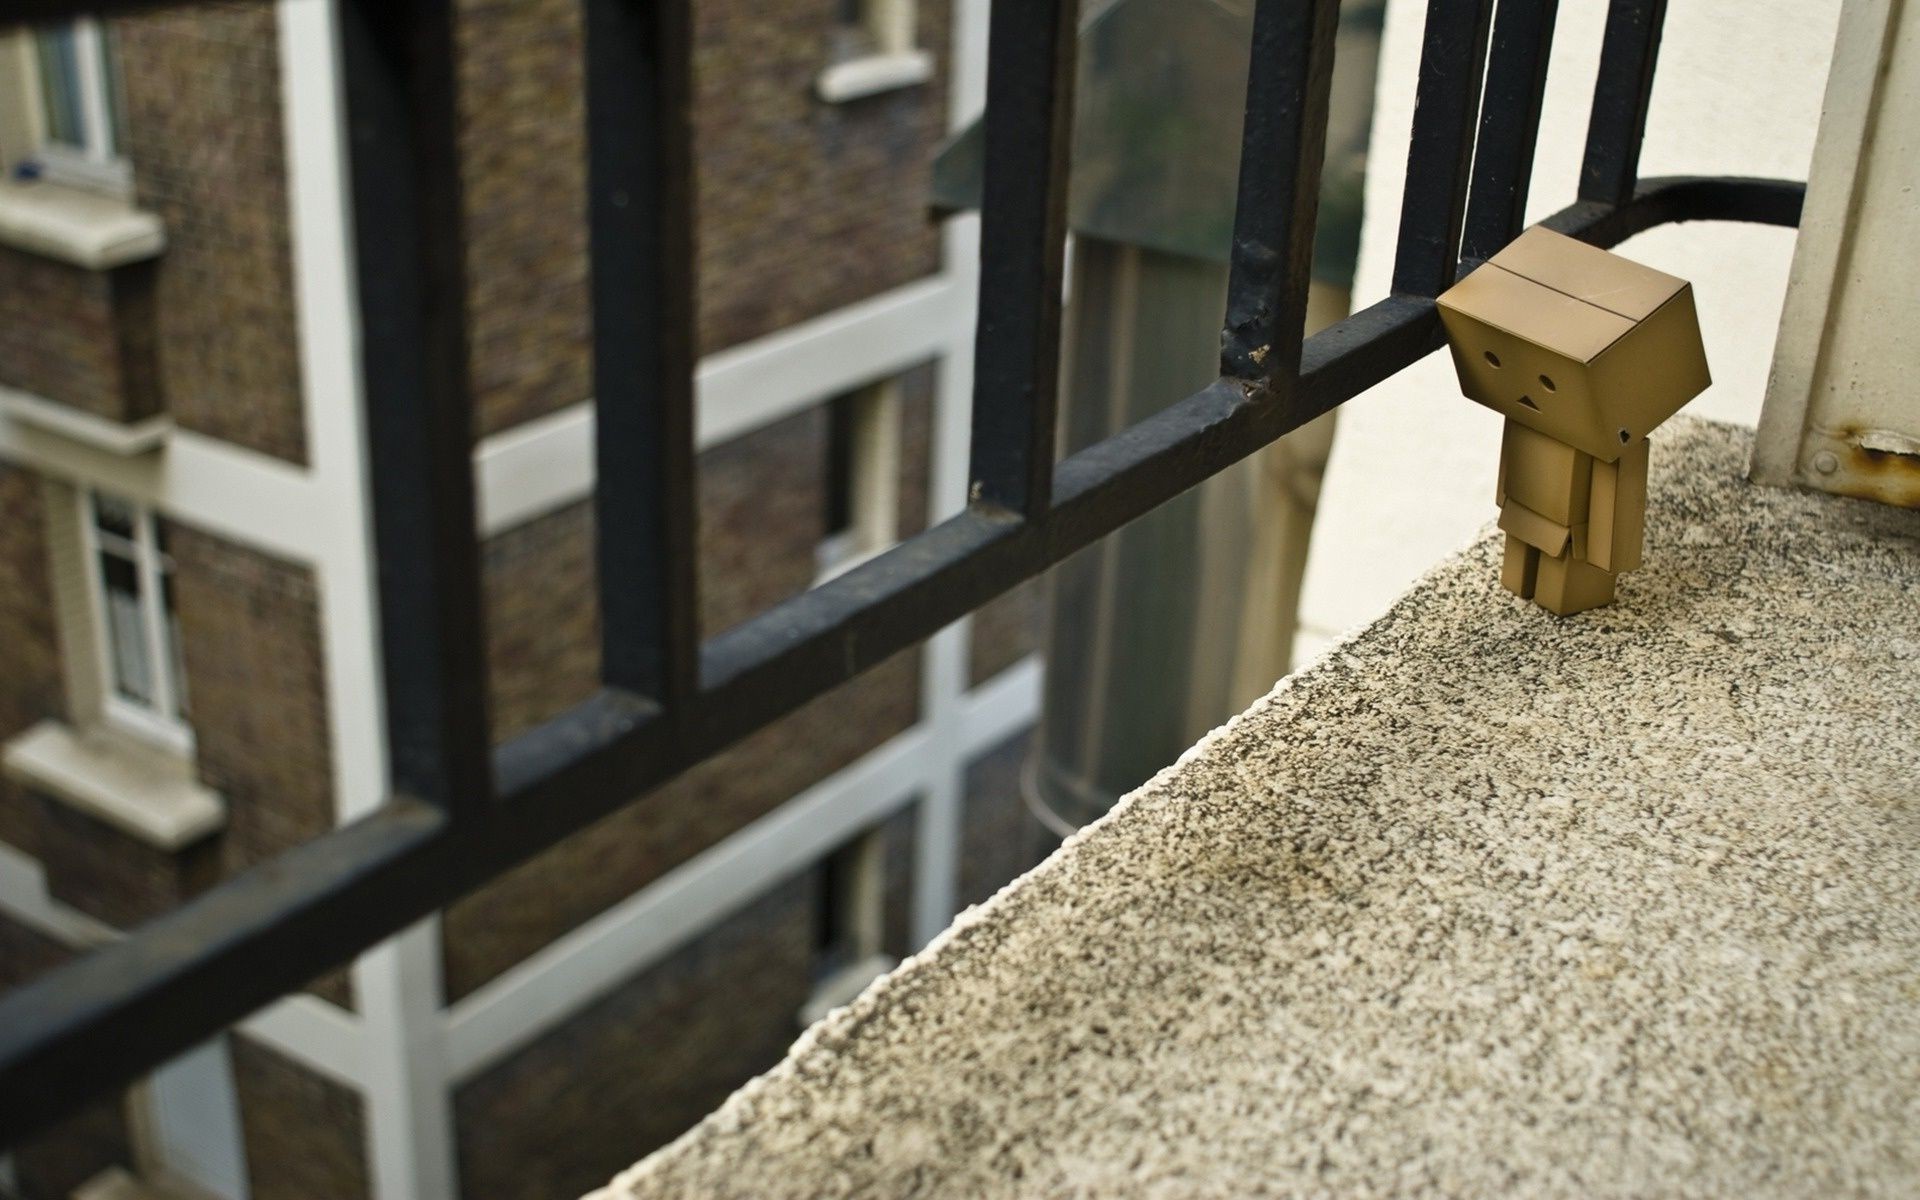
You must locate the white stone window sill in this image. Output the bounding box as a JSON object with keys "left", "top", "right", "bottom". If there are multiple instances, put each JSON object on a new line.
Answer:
{"left": 815, "top": 50, "right": 934, "bottom": 104}
{"left": 0, "top": 176, "right": 166, "bottom": 270}
{"left": 0, "top": 384, "right": 172, "bottom": 454}
{"left": 2, "top": 720, "right": 224, "bottom": 852}
{"left": 75, "top": 1167, "right": 219, "bottom": 1200}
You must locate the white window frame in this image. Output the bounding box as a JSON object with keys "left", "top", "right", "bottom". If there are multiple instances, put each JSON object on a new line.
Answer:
{"left": 817, "top": 0, "right": 933, "bottom": 104}
{"left": 78, "top": 488, "right": 193, "bottom": 755}
{"left": 23, "top": 18, "right": 133, "bottom": 196}
{"left": 800, "top": 824, "right": 896, "bottom": 1027}
{"left": 815, "top": 380, "right": 904, "bottom": 582}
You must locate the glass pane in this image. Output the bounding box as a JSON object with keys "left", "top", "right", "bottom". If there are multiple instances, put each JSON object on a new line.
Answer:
{"left": 99, "top": 23, "right": 126, "bottom": 156}
{"left": 33, "top": 25, "right": 86, "bottom": 148}
{"left": 92, "top": 491, "right": 136, "bottom": 540}
{"left": 100, "top": 551, "right": 154, "bottom": 706}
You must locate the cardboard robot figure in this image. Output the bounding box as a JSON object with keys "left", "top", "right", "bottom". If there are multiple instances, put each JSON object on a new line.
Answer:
{"left": 1436, "top": 227, "right": 1710, "bottom": 616}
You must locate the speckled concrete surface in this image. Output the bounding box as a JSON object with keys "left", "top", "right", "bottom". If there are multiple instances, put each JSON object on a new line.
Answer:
{"left": 591, "top": 419, "right": 1920, "bottom": 1199}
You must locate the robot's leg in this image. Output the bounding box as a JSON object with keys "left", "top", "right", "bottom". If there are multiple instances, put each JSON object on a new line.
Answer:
{"left": 1501, "top": 535, "right": 1539, "bottom": 599}
{"left": 1533, "top": 551, "right": 1616, "bottom": 615}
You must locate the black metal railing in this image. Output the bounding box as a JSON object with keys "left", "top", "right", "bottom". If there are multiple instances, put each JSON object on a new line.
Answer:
{"left": 0, "top": 0, "right": 1802, "bottom": 1142}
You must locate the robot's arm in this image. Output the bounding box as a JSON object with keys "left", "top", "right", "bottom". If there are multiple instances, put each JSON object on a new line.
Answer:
{"left": 1587, "top": 437, "right": 1650, "bottom": 573}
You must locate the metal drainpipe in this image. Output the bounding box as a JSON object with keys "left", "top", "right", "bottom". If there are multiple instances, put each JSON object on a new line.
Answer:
{"left": 1023, "top": 0, "right": 1383, "bottom": 837}
{"left": 1024, "top": 253, "right": 1349, "bottom": 835}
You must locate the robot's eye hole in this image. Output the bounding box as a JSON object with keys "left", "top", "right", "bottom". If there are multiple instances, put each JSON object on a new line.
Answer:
{"left": 1619, "top": 428, "right": 1632, "bottom": 443}
{"left": 1538, "top": 374, "right": 1557, "bottom": 392}
{"left": 1517, "top": 394, "right": 1540, "bottom": 411}
{"left": 1483, "top": 350, "right": 1502, "bottom": 368}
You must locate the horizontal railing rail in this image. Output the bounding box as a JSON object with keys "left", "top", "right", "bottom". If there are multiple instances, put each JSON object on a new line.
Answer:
{"left": 0, "top": 0, "right": 1802, "bottom": 1142}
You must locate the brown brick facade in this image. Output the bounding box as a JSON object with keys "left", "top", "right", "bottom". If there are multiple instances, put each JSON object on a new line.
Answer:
{"left": 114, "top": 3, "right": 306, "bottom": 463}
{"left": 691, "top": 0, "right": 951, "bottom": 354}
{"left": 169, "top": 528, "right": 332, "bottom": 877}
{"left": 169, "top": 524, "right": 352, "bottom": 1007}
{"left": 969, "top": 578, "right": 1043, "bottom": 687}
{"left": 459, "top": 376, "right": 938, "bottom": 996}
{"left": 959, "top": 728, "right": 1051, "bottom": 911}
{"left": 482, "top": 501, "right": 600, "bottom": 745}
{"left": 0, "top": 463, "right": 61, "bottom": 859}
{"left": 28, "top": 791, "right": 220, "bottom": 928}
{"left": 457, "top": 0, "right": 951, "bottom": 439}
{"left": 453, "top": 876, "right": 818, "bottom": 1200}
{"left": 0, "top": 916, "right": 137, "bottom": 1200}
{"left": 455, "top": 0, "right": 595, "bottom": 442}
{"left": 0, "top": 3, "right": 1025, "bottom": 1193}
{"left": 231, "top": 1035, "right": 372, "bottom": 1200}
{"left": 0, "top": 250, "right": 159, "bottom": 424}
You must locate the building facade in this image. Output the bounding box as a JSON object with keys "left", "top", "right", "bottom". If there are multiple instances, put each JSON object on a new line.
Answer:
{"left": 0, "top": 1, "right": 1047, "bottom": 1196}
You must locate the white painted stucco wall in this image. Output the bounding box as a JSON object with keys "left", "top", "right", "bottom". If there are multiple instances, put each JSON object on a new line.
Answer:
{"left": 1294, "top": 0, "right": 1844, "bottom": 661}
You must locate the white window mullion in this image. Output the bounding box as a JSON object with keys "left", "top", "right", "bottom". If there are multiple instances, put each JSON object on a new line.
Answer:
{"left": 849, "top": 382, "right": 903, "bottom": 558}
{"left": 133, "top": 508, "right": 179, "bottom": 723}
{"left": 70, "top": 18, "right": 113, "bottom": 160}
{"left": 843, "top": 826, "right": 887, "bottom": 962}
{"left": 76, "top": 489, "right": 121, "bottom": 710}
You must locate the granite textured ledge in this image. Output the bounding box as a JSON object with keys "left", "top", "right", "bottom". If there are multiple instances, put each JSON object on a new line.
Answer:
{"left": 594, "top": 419, "right": 1920, "bottom": 1198}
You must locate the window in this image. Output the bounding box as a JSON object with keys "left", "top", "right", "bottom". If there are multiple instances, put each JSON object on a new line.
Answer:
{"left": 817, "top": 0, "right": 932, "bottom": 103}
{"left": 815, "top": 383, "right": 903, "bottom": 580}
{"left": 800, "top": 825, "right": 896, "bottom": 1026}
{"left": 82, "top": 490, "right": 191, "bottom": 750}
{"left": 26, "top": 19, "right": 130, "bottom": 192}
{"left": 842, "top": 0, "right": 914, "bottom": 56}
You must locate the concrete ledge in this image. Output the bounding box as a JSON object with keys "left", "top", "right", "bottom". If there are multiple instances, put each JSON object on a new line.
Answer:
{"left": 3, "top": 721, "right": 224, "bottom": 852}
{"left": 597, "top": 419, "right": 1920, "bottom": 1198}
{"left": 0, "top": 178, "right": 165, "bottom": 270}
{"left": 815, "top": 50, "right": 934, "bottom": 103}
{"left": 0, "top": 385, "right": 172, "bottom": 455}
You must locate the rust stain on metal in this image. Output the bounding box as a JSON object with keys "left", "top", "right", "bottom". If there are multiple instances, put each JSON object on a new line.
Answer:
{"left": 1823, "top": 425, "right": 1920, "bottom": 509}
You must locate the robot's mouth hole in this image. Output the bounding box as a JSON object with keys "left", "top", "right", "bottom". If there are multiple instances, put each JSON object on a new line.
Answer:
{"left": 1516, "top": 394, "right": 1540, "bottom": 411}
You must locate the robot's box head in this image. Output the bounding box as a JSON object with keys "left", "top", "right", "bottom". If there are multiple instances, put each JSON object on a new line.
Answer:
{"left": 1436, "top": 227, "right": 1710, "bottom": 461}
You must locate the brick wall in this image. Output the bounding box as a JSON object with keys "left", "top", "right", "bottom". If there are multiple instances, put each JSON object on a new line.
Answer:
{"left": 231, "top": 1036, "right": 372, "bottom": 1200}
{"left": 0, "top": 463, "right": 60, "bottom": 858}
{"left": 169, "top": 525, "right": 352, "bottom": 1006}
{"left": 0, "top": 916, "right": 136, "bottom": 1200}
{"left": 29, "top": 793, "right": 220, "bottom": 928}
{"left": 969, "top": 578, "right": 1042, "bottom": 687}
{"left": 453, "top": 876, "right": 817, "bottom": 1200}
{"left": 959, "top": 728, "right": 1051, "bottom": 910}
{"left": 457, "top": 0, "right": 952, "bottom": 439}
{"left": 692, "top": 0, "right": 951, "bottom": 354}
{"left": 0, "top": 251, "right": 158, "bottom": 424}
{"left": 482, "top": 502, "right": 599, "bottom": 745}
{"left": 115, "top": 3, "right": 306, "bottom": 463}
{"left": 456, "top": 0, "right": 594, "bottom": 442}
{"left": 454, "top": 804, "right": 927, "bottom": 1200}
{"left": 458, "top": 397, "right": 935, "bottom": 996}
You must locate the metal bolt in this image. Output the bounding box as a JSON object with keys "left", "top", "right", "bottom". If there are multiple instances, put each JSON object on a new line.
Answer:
{"left": 1812, "top": 450, "right": 1839, "bottom": 475}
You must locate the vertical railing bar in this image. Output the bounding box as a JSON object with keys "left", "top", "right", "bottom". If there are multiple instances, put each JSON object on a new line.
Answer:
{"left": 339, "top": 0, "right": 496, "bottom": 810}
{"left": 1579, "top": 0, "right": 1667, "bottom": 205}
{"left": 1460, "top": 0, "right": 1561, "bottom": 265}
{"left": 967, "top": 0, "right": 1078, "bottom": 519}
{"left": 1390, "top": 0, "right": 1497, "bottom": 298}
{"left": 583, "top": 0, "right": 700, "bottom": 706}
{"left": 1220, "top": 0, "right": 1343, "bottom": 393}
